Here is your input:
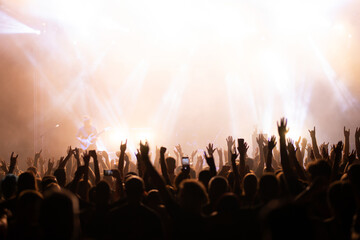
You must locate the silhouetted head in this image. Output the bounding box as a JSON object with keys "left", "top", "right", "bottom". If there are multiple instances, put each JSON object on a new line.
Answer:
{"left": 95, "top": 181, "right": 110, "bottom": 206}
{"left": 41, "top": 175, "right": 58, "bottom": 192}
{"left": 145, "top": 189, "right": 162, "bottom": 209}
{"left": 77, "top": 180, "right": 91, "bottom": 200}
{"left": 216, "top": 192, "right": 240, "bottom": 213}
{"left": 227, "top": 171, "right": 234, "bottom": 190}
{"left": 1, "top": 174, "right": 17, "bottom": 200}
{"left": 243, "top": 173, "right": 258, "bottom": 198}
{"left": 125, "top": 176, "right": 145, "bottom": 203}
{"left": 54, "top": 169, "right": 66, "bottom": 188}
{"left": 259, "top": 173, "right": 279, "bottom": 203}
{"left": 178, "top": 179, "right": 208, "bottom": 214}
{"left": 328, "top": 181, "right": 356, "bottom": 219}
{"left": 174, "top": 172, "right": 190, "bottom": 190}
{"left": 125, "top": 172, "right": 138, "bottom": 179}
{"left": 198, "top": 170, "right": 211, "bottom": 190}
{"left": 88, "top": 186, "right": 96, "bottom": 204}
{"left": 347, "top": 164, "right": 360, "bottom": 197}
{"left": 18, "top": 171, "right": 37, "bottom": 194}
{"left": 40, "top": 189, "right": 80, "bottom": 240}
{"left": 261, "top": 200, "right": 314, "bottom": 240}
{"left": 307, "top": 160, "right": 331, "bottom": 182}
{"left": 17, "top": 190, "right": 43, "bottom": 225}
{"left": 208, "top": 176, "right": 229, "bottom": 205}
{"left": 165, "top": 157, "right": 176, "bottom": 173}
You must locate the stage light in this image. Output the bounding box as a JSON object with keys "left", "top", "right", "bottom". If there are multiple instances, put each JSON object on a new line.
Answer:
{"left": 0, "top": 9, "right": 40, "bottom": 34}
{"left": 109, "top": 128, "right": 126, "bottom": 145}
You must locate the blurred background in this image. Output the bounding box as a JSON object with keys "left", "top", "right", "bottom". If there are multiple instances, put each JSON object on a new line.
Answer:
{"left": 0, "top": 0, "right": 359, "bottom": 166}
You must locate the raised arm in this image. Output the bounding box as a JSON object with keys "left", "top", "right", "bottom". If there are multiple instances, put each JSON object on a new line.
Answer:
{"left": 89, "top": 150, "right": 100, "bottom": 184}
{"left": 124, "top": 153, "right": 130, "bottom": 176}
{"left": 34, "top": 149, "right": 42, "bottom": 169}
{"left": 82, "top": 151, "right": 91, "bottom": 200}
{"left": 216, "top": 148, "right": 224, "bottom": 171}
{"left": 343, "top": 127, "right": 350, "bottom": 162}
{"left": 194, "top": 155, "right": 204, "bottom": 174}
{"left": 287, "top": 140, "right": 306, "bottom": 181}
{"left": 118, "top": 140, "right": 127, "bottom": 180}
{"left": 277, "top": 118, "right": 294, "bottom": 179}
{"left": 255, "top": 134, "right": 266, "bottom": 177}
{"left": 205, "top": 143, "right": 217, "bottom": 177}
{"left": 308, "top": 127, "right": 321, "bottom": 159}
{"left": 356, "top": 127, "right": 360, "bottom": 160}
{"left": 44, "top": 158, "right": 54, "bottom": 176}
{"left": 140, "top": 142, "right": 172, "bottom": 203}
{"left": 73, "top": 148, "right": 81, "bottom": 168}
{"left": 58, "top": 146, "right": 74, "bottom": 169}
{"left": 8, "top": 152, "right": 18, "bottom": 174}
{"left": 226, "top": 136, "right": 235, "bottom": 166}
{"left": 331, "top": 141, "right": 343, "bottom": 180}
{"left": 159, "top": 147, "right": 171, "bottom": 186}
{"left": 264, "top": 136, "right": 276, "bottom": 173}
{"left": 300, "top": 138, "right": 307, "bottom": 167}
{"left": 229, "top": 148, "right": 240, "bottom": 194}
{"left": 174, "top": 144, "right": 184, "bottom": 167}
{"left": 237, "top": 139, "right": 249, "bottom": 180}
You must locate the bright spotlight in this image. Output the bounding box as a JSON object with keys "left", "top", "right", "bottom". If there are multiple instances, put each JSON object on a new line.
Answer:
{"left": 109, "top": 128, "right": 126, "bottom": 145}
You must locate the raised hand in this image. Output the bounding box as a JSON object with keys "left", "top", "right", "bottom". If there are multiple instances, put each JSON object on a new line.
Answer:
{"left": 216, "top": 148, "right": 223, "bottom": 158}
{"left": 9, "top": 152, "right": 18, "bottom": 173}
{"left": 204, "top": 150, "right": 216, "bottom": 177}
{"left": 83, "top": 151, "right": 91, "bottom": 165}
{"left": 333, "top": 141, "right": 343, "bottom": 155}
{"left": 356, "top": 127, "right": 360, "bottom": 140}
{"left": 0, "top": 159, "right": 8, "bottom": 174}
{"left": 344, "top": 127, "right": 350, "bottom": 138}
{"left": 160, "top": 147, "right": 167, "bottom": 156}
{"left": 48, "top": 158, "right": 54, "bottom": 170}
{"left": 197, "top": 155, "right": 204, "bottom": 168}
{"left": 277, "top": 118, "right": 289, "bottom": 136}
{"left": 175, "top": 144, "right": 183, "bottom": 157}
{"left": 308, "top": 127, "right": 316, "bottom": 139}
{"left": 306, "top": 143, "right": 312, "bottom": 153}
{"left": 73, "top": 147, "right": 81, "bottom": 166}
{"left": 140, "top": 141, "right": 150, "bottom": 156}
{"left": 39, "top": 156, "right": 45, "bottom": 168}
{"left": 226, "top": 136, "right": 235, "bottom": 150}
{"left": 321, "top": 145, "right": 329, "bottom": 159}
{"left": 191, "top": 150, "right": 197, "bottom": 160}
{"left": 287, "top": 139, "right": 296, "bottom": 156}
{"left": 173, "top": 150, "right": 179, "bottom": 159}
{"left": 356, "top": 127, "right": 360, "bottom": 160}
{"left": 295, "top": 136, "right": 301, "bottom": 149}
{"left": 256, "top": 134, "right": 266, "bottom": 147}
{"left": 237, "top": 141, "right": 249, "bottom": 156}
{"left": 89, "top": 150, "right": 97, "bottom": 159}
{"left": 73, "top": 148, "right": 80, "bottom": 159}
{"left": 26, "top": 157, "right": 34, "bottom": 167}
{"left": 268, "top": 136, "right": 277, "bottom": 151}
{"left": 231, "top": 149, "right": 238, "bottom": 163}
{"left": 35, "top": 149, "right": 42, "bottom": 160}
{"left": 57, "top": 157, "right": 65, "bottom": 168}
{"left": 206, "top": 143, "right": 216, "bottom": 157}
{"left": 45, "top": 158, "right": 55, "bottom": 175}
{"left": 301, "top": 138, "right": 308, "bottom": 148}
{"left": 120, "top": 139, "right": 127, "bottom": 152}
{"left": 67, "top": 146, "right": 74, "bottom": 157}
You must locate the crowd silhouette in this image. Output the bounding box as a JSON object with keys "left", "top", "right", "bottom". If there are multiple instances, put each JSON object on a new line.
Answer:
{"left": 0, "top": 118, "right": 359, "bottom": 240}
